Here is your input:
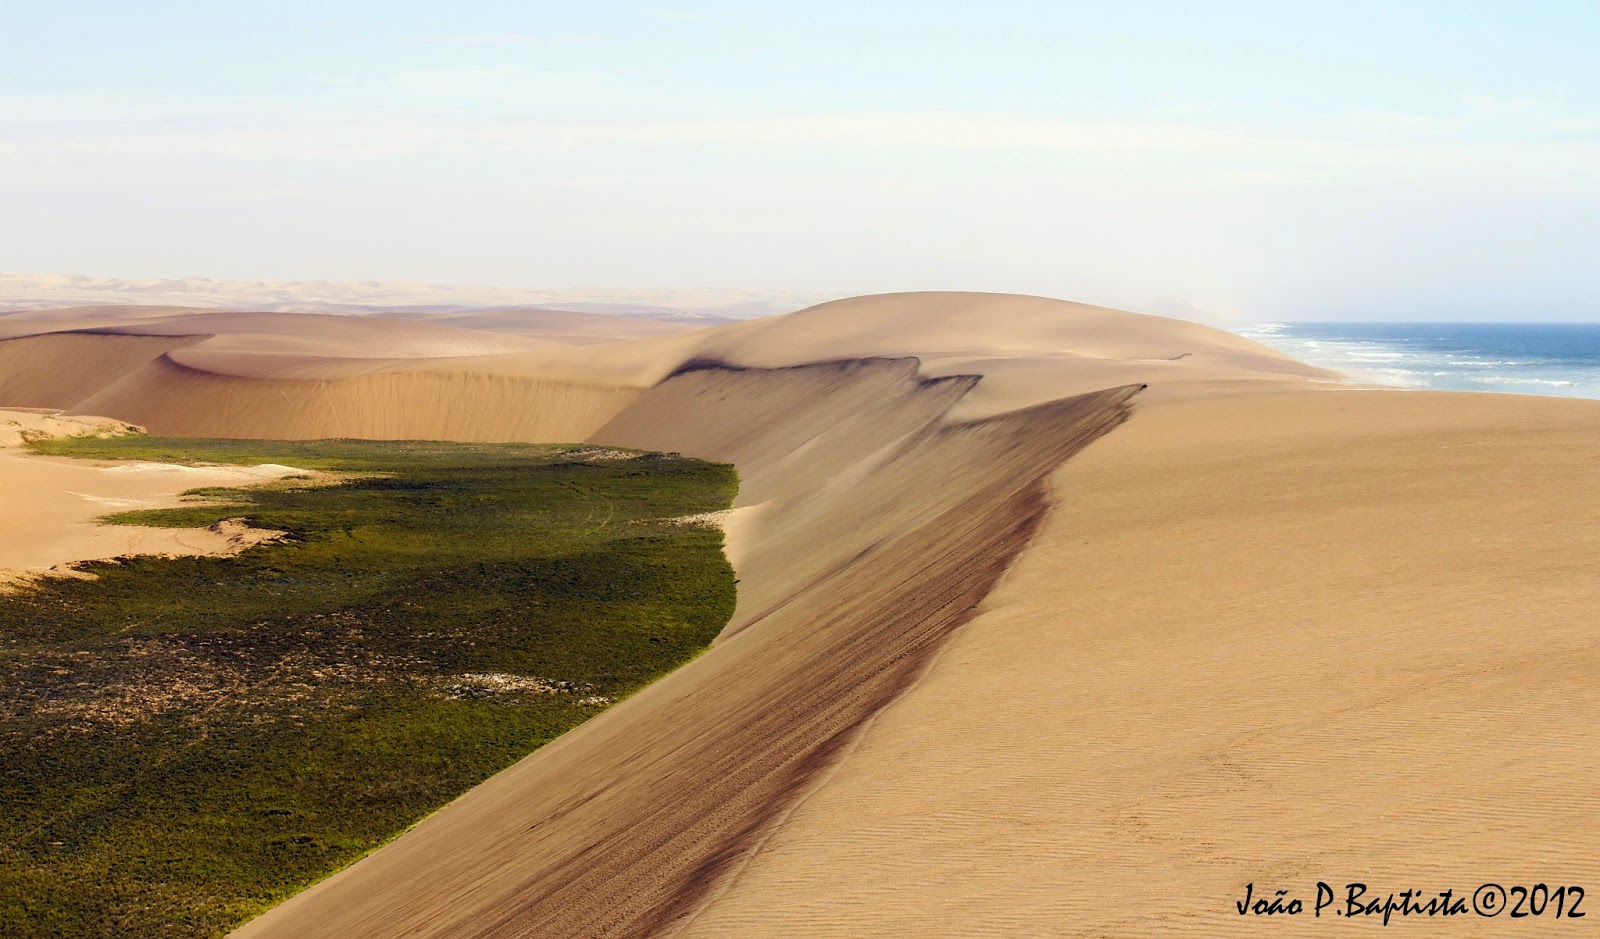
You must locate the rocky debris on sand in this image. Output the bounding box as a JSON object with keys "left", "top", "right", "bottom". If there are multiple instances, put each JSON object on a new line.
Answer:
{"left": 440, "top": 673, "right": 608, "bottom": 704}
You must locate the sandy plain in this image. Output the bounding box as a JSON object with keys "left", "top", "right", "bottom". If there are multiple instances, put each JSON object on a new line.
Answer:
{"left": 1, "top": 293, "right": 1596, "bottom": 937}
{"left": 0, "top": 410, "right": 310, "bottom": 587}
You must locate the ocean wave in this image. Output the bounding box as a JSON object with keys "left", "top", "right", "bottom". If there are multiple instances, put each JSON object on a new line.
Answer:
{"left": 1233, "top": 323, "right": 1600, "bottom": 400}
{"left": 1467, "top": 376, "right": 1578, "bottom": 387}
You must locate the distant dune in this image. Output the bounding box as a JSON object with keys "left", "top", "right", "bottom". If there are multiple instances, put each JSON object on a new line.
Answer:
{"left": 0, "top": 293, "right": 1328, "bottom": 440}
{"left": 4, "top": 292, "right": 1596, "bottom": 937}
{"left": 0, "top": 273, "right": 827, "bottom": 319}
{"left": 375, "top": 306, "right": 718, "bottom": 343}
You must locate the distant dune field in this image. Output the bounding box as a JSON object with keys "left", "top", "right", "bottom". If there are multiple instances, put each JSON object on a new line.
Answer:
{"left": 3, "top": 293, "right": 1597, "bottom": 937}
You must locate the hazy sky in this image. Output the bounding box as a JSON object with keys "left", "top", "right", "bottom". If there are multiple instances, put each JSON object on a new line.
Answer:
{"left": 3, "top": 1, "right": 1597, "bottom": 320}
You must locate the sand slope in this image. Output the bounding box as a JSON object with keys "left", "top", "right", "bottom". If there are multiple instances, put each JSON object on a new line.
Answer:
{"left": 677, "top": 388, "right": 1600, "bottom": 937}
{"left": 0, "top": 333, "right": 210, "bottom": 408}
{"left": 71, "top": 354, "right": 643, "bottom": 443}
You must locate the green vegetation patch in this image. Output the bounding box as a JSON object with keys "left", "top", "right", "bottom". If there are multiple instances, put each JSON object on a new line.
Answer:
{"left": 2, "top": 437, "right": 736, "bottom": 938}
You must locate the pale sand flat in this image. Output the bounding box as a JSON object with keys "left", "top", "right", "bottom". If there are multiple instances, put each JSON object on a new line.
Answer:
{"left": 0, "top": 410, "right": 310, "bottom": 582}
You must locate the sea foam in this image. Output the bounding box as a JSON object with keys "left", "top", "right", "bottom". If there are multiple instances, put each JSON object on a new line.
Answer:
{"left": 1236, "top": 322, "right": 1600, "bottom": 400}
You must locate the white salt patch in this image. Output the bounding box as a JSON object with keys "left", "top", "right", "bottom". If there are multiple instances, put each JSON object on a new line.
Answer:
{"left": 101, "top": 462, "right": 308, "bottom": 479}
{"left": 67, "top": 492, "right": 154, "bottom": 509}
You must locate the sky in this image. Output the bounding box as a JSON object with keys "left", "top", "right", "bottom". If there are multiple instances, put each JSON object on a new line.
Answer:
{"left": 2, "top": 1, "right": 1597, "bottom": 321}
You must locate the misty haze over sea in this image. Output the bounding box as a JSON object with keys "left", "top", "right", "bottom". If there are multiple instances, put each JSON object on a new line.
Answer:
{"left": 1238, "top": 323, "right": 1600, "bottom": 401}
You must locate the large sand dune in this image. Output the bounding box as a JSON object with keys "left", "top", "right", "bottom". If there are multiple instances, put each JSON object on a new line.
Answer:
{"left": 3, "top": 292, "right": 1596, "bottom": 936}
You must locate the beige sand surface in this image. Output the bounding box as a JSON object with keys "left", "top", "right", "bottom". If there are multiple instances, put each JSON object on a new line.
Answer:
{"left": 0, "top": 410, "right": 308, "bottom": 585}
{"left": 677, "top": 388, "right": 1600, "bottom": 938}
{"left": 5, "top": 292, "right": 1596, "bottom": 937}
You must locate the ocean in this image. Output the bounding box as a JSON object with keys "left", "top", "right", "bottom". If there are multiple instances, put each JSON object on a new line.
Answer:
{"left": 1235, "top": 322, "right": 1600, "bottom": 400}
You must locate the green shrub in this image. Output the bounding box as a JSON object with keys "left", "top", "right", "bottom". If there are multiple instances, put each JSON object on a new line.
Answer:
{"left": 1, "top": 438, "right": 736, "bottom": 938}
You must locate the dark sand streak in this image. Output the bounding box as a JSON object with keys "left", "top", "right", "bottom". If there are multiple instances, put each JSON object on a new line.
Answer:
{"left": 510, "top": 384, "right": 1138, "bottom": 939}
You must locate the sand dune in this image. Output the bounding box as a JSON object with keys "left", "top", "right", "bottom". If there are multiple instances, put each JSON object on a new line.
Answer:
{"left": 3, "top": 292, "right": 1595, "bottom": 937}
{"left": 0, "top": 308, "right": 541, "bottom": 356}
{"left": 71, "top": 353, "right": 643, "bottom": 443}
{"left": 663, "top": 292, "right": 1332, "bottom": 417}
{"left": 84, "top": 310, "right": 544, "bottom": 356}
{"left": 0, "top": 333, "right": 210, "bottom": 409}
{"left": 0, "top": 306, "right": 648, "bottom": 439}
{"left": 0, "top": 304, "right": 227, "bottom": 336}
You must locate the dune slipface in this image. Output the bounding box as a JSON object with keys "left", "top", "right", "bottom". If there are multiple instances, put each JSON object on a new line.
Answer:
{"left": 0, "top": 332, "right": 207, "bottom": 408}
{"left": 72, "top": 354, "right": 646, "bottom": 443}
{"left": 4, "top": 293, "right": 1597, "bottom": 938}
